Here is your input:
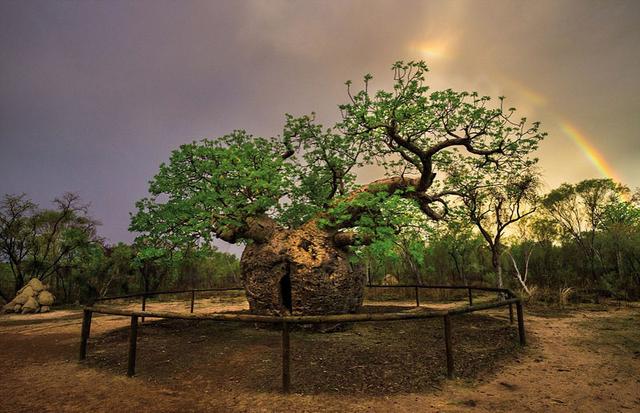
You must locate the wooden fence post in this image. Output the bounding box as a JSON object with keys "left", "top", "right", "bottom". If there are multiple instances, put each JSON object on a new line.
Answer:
{"left": 444, "top": 314, "right": 454, "bottom": 379}
{"left": 415, "top": 286, "right": 420, "bottom": 307}
{"left": 141, "top": 295, "right": 146, "bottom": 323}
{"left": 468, "top": 288, "right": 473, "bottom": 306}
{"left": 282, "top": 321, "right": 291, "bottom": 393}
{"left": 516, "top": 301, "right": 526, "bottom": 346}
{"left": 509, "top": 303, "right": 514, "bottom": 324}
{"left": 79, "top": 309, "right": 93, "bottom": 361}
{"left": 190, "top": 290, "right": 195, "bottom": 313}
{"left": 127, "top": 315, "right": 138, "bottom": 377}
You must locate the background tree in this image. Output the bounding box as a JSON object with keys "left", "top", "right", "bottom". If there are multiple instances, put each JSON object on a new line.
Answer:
{"left": 69, "top": 242, "right": 135, "bottom": 300}
{"left": 542, "top": 178, "right": 628, "bottom": 285}
{"left": 0, "top": 192, "right": 99, "bottom": 300}
{"left": 504, "top": 217, "right": 539, "bottom": 296}
{"left": 597, "top": 192, "right": 640, "bottom": 295}
{"left": 426, "top": 217, "right": 484, "bottom": 285}
{"left": 448, "top": 167, "right": 541, "bottom": 290}
{"left": 132, "top": 236, "right": 179, "bottom": 295}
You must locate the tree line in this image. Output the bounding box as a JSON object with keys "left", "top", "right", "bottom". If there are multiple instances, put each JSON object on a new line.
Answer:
{"left": 0, "top": 193, "right": 240, "bottom": 304}
{"left": 2, "top": 61, "right": 637, "bottom": 305}
{"left": 361, "top": 178, "right": 640, "bottom": 301}
{"left": 2, "top": 175, "right": 637, "bottom": 305}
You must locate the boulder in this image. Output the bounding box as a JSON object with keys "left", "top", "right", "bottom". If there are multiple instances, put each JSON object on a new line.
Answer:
{"left": 21, "top": 286, "right": 35, "bottom": 298}
{"left": 382, "top": 274, "right": 400, "bottom": 286}
{"left": 21, "top": 296, "right": 38, "bottom": 313}
{"left": 26, "top": 278, "right": 45, "bottom": 293}
{"left": 2, "top": 278, "right": 55, "bottom": 315}
{"left": 38, "top": 291, "right": 55, "bottom": 306}
{"left": 40, "top": 306, "right": 50, "bottom": 313}
{"left": 12, "top": 293, "right": 30, "bottom": 305}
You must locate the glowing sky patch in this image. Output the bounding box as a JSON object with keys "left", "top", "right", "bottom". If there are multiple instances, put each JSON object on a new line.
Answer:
{"left": 410, "top": 39, "right": 451, "bottom": 59}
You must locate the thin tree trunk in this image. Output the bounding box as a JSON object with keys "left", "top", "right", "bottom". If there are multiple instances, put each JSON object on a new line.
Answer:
{"left": 616, "top": 250, "right": 624, "bottom": 280}
{"left": 492, "top": 249, "right": 503, "bottom": 289}
{"left": 0, "top": 288, "right": 9, "bottom": 303}
{"left": 507, "top": 251, "right": 531, "bottom": 295}
{"left": 450, "top": 252, "right": 462, "bottom": 284}
{"left": 14, "top": 274, "right": 24, "bottom": 296}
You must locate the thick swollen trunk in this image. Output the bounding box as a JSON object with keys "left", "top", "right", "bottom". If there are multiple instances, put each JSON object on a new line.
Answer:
{"left": 241, "top": 219, "right": 366, "bottom": 316}
{"left": 234, "top": 177, "right": 425, "bottom": 316}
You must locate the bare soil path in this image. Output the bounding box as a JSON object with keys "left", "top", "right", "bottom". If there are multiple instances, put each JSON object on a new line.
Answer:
{"left": 0, "top": 299, "right": 638, "bottom": 413}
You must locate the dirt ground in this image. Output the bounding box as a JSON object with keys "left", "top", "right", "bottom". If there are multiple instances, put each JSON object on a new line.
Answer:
{"left": 0, "top": 296, "right": 638, "bottom": 413}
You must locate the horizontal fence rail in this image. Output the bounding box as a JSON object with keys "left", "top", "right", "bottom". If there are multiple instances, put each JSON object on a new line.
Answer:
{"left": 79, "top": 284, "right": 526, "bottom": 393}
{"left": 86, "top": 304, "right": 444, "bottom": 323}
{"left": 94, "top": 287, "right": 245, "bottom": 302}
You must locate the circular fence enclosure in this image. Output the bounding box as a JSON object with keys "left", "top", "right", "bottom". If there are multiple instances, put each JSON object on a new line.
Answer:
{"left": 80, "top": 285, "right": 526, "bottom": 393}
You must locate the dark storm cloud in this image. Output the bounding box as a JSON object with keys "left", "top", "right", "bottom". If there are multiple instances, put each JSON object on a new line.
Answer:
{"left": 1, "top": 0, "right": 639, "bottom": 245}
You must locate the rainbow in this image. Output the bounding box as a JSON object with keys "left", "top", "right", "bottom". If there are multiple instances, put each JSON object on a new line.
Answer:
{"left": 407, "top": 40, "right": 628, "bottom": 188}
{"left": 559, "top": 121, "right": 624, "bottom": 184}
{"left": 489, "top": 75, "right": 626, "bottom": 186}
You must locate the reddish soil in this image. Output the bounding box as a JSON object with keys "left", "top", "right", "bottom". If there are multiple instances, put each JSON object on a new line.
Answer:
{"left": 0, "top": 297, "right": 638, "bottom": 412}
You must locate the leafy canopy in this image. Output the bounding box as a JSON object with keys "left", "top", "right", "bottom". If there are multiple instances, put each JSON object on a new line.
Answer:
{"left": 131, "top": 61, "right": 545, "bottom": 249}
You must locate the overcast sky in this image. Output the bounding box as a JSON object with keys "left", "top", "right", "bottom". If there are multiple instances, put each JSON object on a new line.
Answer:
{"left": 1, "top": 0, "right": 639, "bottom": 249}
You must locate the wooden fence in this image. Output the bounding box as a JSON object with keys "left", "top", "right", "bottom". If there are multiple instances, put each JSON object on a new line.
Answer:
{"left": 79, "top": 284, "right": 525, "bottom": 393}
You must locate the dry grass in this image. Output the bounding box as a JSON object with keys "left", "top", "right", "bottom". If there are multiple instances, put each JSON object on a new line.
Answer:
{"left": 559, "top": 287, "right": 574, "bottom": 308}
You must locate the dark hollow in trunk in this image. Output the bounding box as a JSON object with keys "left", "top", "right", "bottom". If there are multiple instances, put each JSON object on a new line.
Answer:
{"left": 241, "top": 220, "right": 365, "bottom": 316}
{"left": 279, "top": 269, "right": 293, "bottom": 313}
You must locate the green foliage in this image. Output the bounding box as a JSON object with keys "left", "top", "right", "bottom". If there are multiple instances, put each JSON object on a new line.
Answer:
{"left": 0, "top": 193, "right": 100, "bottom": 299}
{"left": 132, "top": 60, "right": 545, "bottom": 256}
{"left": 130, "top": 130, "right": 295, "bottom": 246}
{"left": 541, "top": 179, "right": 630, "bottom": 281}
{"left": 600, "top": 198, "right": 640, "bottom": 231}
{"left": 340, "top": 61, "right": 545, "bottom": 182}
{"left": 0, "top": 189, "right": 242, "bottom": 303}
{"left": 355, "top": 177, "right": 640, "bottom": 300}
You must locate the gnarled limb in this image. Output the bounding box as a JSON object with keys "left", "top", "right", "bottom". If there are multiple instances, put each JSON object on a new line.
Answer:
{"left": 333, "top": 231, "right": 374, "bottom": 248}
{"left": 215, "top": 215, "right": 282, "bottom": 244}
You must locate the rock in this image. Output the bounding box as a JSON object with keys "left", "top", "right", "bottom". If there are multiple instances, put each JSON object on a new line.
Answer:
{"left": 21, "top": 296, "right": 39, "bottom": 313}
{"left": 40, "top": 306, "right": 50, "bottom": 313}
{"left": 37, "top": 291, "right": 55, "bottom": 306}
{"left": 12, "top": 292, "right": 30, "bottom": 305}
{"left": 16, "top": 278, "right": 43, "bottom": 296}
{"left": 22, "top": 286, "right": 35, "bottom": 298}
{"left": 2, "top": 278, "right": 55, "bottom": 314}
{"left": 26, "top": 278, "right": 45, "bottom": 293}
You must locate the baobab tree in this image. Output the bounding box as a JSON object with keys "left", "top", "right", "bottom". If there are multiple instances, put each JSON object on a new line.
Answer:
{"left": 131, "top": 61, "right": 544, "bottom": 315}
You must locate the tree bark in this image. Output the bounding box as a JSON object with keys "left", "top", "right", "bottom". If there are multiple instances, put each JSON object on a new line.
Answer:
{"left": 241, "top": 219, "right": 365, "bottom": 316}
{"left": 507, "top": 251, "right": 531, "bottom": 295}
{"left": 492, "top": 248, "right": 504, "bottom": 289}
